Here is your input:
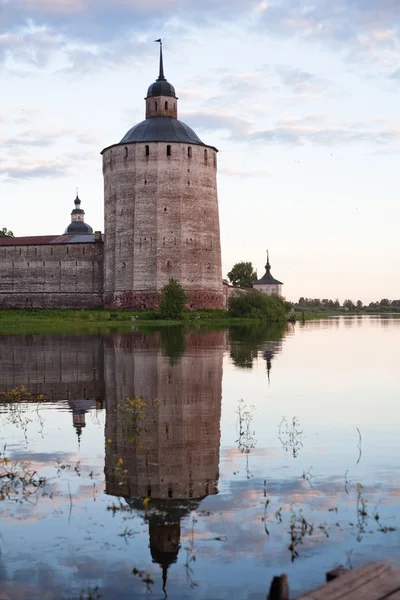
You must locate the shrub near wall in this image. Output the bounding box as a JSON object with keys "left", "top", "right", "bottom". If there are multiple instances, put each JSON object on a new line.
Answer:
{"left": 159, "top": 279, "right": 187, "bottom": 320}
{"left": 228, "top": 291, "right": 288, "bottom": 321}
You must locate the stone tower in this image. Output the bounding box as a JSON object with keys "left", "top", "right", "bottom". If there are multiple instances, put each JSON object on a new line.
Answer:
{"left": 101, "top": 42, "right": 223, "bottom": 309}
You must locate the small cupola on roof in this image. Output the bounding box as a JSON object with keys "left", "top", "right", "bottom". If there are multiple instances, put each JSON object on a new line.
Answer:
{"left": 146, "top": 39, "right": 177, "bottom": 100}
{"left": 145, "top": 40, "right": 178, "bottom": 119}
{"left": 64, "top": 192, "right": 93, "bottom": 235}
{"left": 253, "top": 251, "right": 284, "bottom": 296}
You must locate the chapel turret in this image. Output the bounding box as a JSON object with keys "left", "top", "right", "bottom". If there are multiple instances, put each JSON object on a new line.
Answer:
{"left": 64, "top": 192, "right": 93, "bottom": 235}
{"left": 101, "top": 42, "right": 224, "bottom": 310}
{"left": 253, "top": 251, "right": 284, "bottom": 296}
{"left": 145, "top": 40, "right": 178, "bottom": 119}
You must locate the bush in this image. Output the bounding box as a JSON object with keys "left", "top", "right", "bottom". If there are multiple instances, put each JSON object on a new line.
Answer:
{"left": 228, "top": 291, "right": 288, "bottom": 321}
{"left": 158, "top": 279, "right": 187, "bottom": 320}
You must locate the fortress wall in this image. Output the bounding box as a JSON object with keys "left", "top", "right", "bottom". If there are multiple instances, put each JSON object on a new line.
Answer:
{"left": 103, "top": 141, "right": 224, "bottom": 310}
{"left": 0, "top": 243, "right": 104, "bottom": 308}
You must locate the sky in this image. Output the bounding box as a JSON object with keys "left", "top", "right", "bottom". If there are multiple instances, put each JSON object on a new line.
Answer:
{"left": 1, "top": 0, "right": 399, "bottom": 303}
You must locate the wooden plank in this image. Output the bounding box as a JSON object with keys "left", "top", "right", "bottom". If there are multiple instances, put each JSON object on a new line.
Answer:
{"left": 298, "top": 562, "right": 395, "bottom": 600}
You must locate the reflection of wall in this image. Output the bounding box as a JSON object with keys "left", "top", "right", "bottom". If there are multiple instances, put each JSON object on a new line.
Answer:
{"left": 104, "top": 330, "right": 224, "bottom": 585}
{"left": 104, "top": 331, "right": 224, "bottom": 500}
{"left": 0, "top": 334, "right": 104, "bottom": 402}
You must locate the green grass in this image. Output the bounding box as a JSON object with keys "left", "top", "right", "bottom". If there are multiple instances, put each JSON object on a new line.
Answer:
{"left": 0, "top": 309, "right": 284, "bottom": 334}
{"left": 0, "top": 309, "right": 137, "bottom": 334}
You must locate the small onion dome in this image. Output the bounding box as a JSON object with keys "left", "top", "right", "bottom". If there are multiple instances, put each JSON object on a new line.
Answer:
{"left": 146, "top": 79, "right": 176, "bottom": 98}
{"left": 65, "top": 221, "right": 93, "bottom": 234}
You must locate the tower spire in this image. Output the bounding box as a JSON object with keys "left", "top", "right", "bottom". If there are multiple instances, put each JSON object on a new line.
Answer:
{"left": 265, "top": 249, "right": 271, "bottom": 274}
{"left": 154, "top": 39, "right": 165, "bottom": 81}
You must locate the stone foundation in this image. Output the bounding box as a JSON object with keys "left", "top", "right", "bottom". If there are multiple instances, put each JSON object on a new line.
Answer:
{"left": 104, "top": 288, "right": 225, "bottom": 310}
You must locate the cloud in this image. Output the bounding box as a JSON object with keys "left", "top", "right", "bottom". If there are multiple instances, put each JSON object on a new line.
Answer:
{"left": 219, "top": 166, "right": 272, "bottom": 178}
{"left": 1, "top": 0, "right": 399, "bottom": 74}
{"left": 0, "top": 25, "right": 65, "bottom": 67}
{"left": 1, "top": 0, "right": 257, "bottom": 45}
{"left": 186, "top": 66, "right": 338, "bottom": 113}
{"left": 247, "top": 122, "right": 400, "bottom": 147}
{"left": 181, "top": 112, "right": 252, "bottom": 137}
{"left": 0, "top": 127, "right": 102, "bottom": 148}
{"left": 258, "top": 0, "right": 400, "bottom": 67}
{"left": 185, "top": 110, "right": 400, "bottom": 148}
{"left": 272, "top": 65, "right": 334, "bottom": 97}
{"left": 0, "top": 154, "right": 87, "bottom": 180}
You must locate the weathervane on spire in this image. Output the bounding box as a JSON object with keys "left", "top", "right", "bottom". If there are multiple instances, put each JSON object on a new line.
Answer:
{"left": 154, "top": 38, "right": 165, "bottom": 81}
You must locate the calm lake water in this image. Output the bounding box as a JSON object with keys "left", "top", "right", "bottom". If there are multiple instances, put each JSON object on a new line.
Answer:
{"left": 0, "top": 316, "right": 399, "bottom": 599}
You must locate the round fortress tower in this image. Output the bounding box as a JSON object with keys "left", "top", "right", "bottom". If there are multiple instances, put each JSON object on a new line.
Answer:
{"left": 101, "top": 43, "right": 223, "bottom": 310}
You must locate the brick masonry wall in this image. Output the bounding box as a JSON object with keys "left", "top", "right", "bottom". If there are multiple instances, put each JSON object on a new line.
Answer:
{"left": 103, "top": 141, "right": 224, "bottom": 310}
{"left": 0, "top": 243, "right": 104, "bottom": 308}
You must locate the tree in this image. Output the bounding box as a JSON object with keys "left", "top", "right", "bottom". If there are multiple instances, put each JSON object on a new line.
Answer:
{"left": 0, "top": 227, "right": 14, "bottom": 237}
{"left": 158, "top": 278, "right": 187, "bottom": 320}
{"left": 343, "top": 299, "right": 355, "bottom": 311}
{"left": 356, "top": 300, "right": 363, "bottom": 308}
{"left": 227, "top": 262, "right": 257, "bottom": 287}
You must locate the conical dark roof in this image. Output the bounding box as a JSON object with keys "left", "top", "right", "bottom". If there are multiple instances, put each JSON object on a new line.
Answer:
{"left": 254, "top": 252, "right": 283, "bottom": 285}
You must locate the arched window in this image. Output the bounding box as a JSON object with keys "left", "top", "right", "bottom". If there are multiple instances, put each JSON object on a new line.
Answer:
{"left": 167, "top": 145, "right": 171, "bottom": 156}
{"left": 188, "top": 146, "right": 192, "bottom": 158}
{"left": 155, "top": 101, "right": 158, "bottom": 111}
{"left": 165, "top": 101, "right": 168, "bottom": 110}
{"left": 145, "top": 145, "right": 149, "bottom": 157}
{"left": 124, "top": 146, "right": 128, "bottom": 159}
{"left": 204, "top": 149, "right": 208, "bottom": 165}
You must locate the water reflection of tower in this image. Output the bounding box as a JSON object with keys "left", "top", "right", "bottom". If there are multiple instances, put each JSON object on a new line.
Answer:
{"left": 104, "top": 330, "right": 224, "bottom": 589}
{"left": 262, "top": 339, "right": 284, "bottom": 384}
{"left": 68, "top": 398, "right": 99, "bottom": 444}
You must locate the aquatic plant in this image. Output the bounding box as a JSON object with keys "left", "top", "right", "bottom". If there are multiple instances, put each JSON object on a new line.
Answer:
{"left": 263, "top": 479, "right": 397, "bottom": 562}
{"left": 113, "top": 396, "right": 158, "bottom": 449}
{"left": 278, "top": 417, "right": 303, "bottom": 458}
{"left": 184, "top": 517, "right": 198, "bottom": 588}
{"left": 132, "top": 567, "right": 155, "bottom": 591}
{"left": 235, "top": 399, "right": 256, "bottom": 454}
{"left": 0, "top": 446, "right": 47, "bottom": 502}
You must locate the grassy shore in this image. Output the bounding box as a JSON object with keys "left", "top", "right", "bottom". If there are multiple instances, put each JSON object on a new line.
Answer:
{"left": 0, "top": 309, "right": 268, "bottom": 334}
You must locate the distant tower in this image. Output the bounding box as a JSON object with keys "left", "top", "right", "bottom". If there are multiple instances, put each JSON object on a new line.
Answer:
{"left": 253, "top": 251, "right": 283, "bottom": 295}
{"left": 64, "top": 193, "right": 93, "bottom": 235}
{"left": 101, "top": 42, "right": 223, "bottom": 309}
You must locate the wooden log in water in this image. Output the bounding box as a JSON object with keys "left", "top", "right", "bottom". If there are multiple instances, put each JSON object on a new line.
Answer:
{"left": 268, "top": 574, "right": 289, "bottom": 600}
